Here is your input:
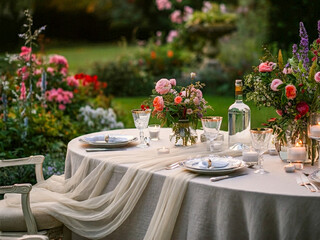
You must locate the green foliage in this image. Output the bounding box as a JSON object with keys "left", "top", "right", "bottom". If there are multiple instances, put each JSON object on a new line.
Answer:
{"left": 92, "top": 45, "right": 195, "bottom": 97}
{"left": 186, "top": 3, "right": 237, "bottom": 27}
{"left": 218, "top": 0, "right": 269, "bottom": 78}
{"left": 0, "top": 12, "right": 123, "bottom": 187}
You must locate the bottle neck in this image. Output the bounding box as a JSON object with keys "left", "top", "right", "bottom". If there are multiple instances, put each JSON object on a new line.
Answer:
{"left": 235, "top": 85, "right": 243, "bottom": 102}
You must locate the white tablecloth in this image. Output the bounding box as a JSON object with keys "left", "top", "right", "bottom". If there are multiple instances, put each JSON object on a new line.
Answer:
{"left": 65, "top": 128, "right": 320, "bottom": 240}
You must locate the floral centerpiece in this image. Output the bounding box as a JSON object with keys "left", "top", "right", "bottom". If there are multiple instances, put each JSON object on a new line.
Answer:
{"left": 244, "top": 20, "right": 320, "bottom": 164}
{"left": 147, "top": 73, "right": 212, "bottom": 146}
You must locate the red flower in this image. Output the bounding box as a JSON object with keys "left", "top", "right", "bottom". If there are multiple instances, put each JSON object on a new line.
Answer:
{"left": 312, "top": 56, "right": 317, "bottom": 62}
{"left": 296, "top": 102, "right": 309, "bottom": 116}
{"left": 317, "top": 38, "right": 320, "bottom": 44}
{"left": 268, "top": 118, "right": 277, "bottom": 122}
{"left": 261, "top": 123, "right": 268, "bottom": 126}
{"left": 285, "top": 84, "right": 297, "bottom": 100}
{"left": 276, "top": 109, "right": 283, "bottom": 116}
{"left": 295, "top": 114, "right": 302, "bottom": 121}
{"left": 74, "top": 73, "right": 85, "bottom": 79}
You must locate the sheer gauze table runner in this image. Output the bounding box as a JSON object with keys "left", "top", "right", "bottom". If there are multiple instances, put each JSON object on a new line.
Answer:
{"left": 4, "top": 129, "right": 320, "bottom": 240}
{"left": 3, "top": 129, "right": 241, "bottom": 240}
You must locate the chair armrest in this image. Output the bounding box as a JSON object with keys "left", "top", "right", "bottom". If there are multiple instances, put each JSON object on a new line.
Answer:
{"left": 0, "top": 155, "right": 45, "bottom": 183}
{"left": 0, "top": 184, "right": 38, "bottom": 234}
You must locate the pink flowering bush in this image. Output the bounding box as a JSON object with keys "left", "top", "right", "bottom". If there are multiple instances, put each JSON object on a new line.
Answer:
{"left": 145, "top": 73, "right": 212, "bottom": 128}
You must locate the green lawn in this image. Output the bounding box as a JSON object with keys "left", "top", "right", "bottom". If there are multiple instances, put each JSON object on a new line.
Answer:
{"left": 112, "top": 96, "right": 277, "bottom": 131}
{"left": 43, "top": 43, "right": 278, "bottom": 129}
{"left": 45, "top": 43, "right": 141, "bottom": 73}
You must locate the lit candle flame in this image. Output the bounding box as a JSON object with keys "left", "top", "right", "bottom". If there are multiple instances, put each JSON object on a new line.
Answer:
{"left": 295, "top": 140, "right": 303, "bottom": 147}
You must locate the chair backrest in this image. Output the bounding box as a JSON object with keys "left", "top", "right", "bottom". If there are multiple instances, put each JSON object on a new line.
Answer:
{"left": 0, "top": 155, "right": 45, "bottom": 183}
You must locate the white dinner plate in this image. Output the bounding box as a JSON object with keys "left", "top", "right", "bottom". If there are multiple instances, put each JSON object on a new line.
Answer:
{"left": 79, "top": 134, "right": 137, "bottom": 147}
{"left": 181, "top": 156, "right": 246, "bottom": 175}
{"left": 309, "top": 169, "right": 320, "bottom": 183}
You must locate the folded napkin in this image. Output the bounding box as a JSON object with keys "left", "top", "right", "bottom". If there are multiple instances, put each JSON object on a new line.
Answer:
{"left": 199, "top": 158, "right": 229, "bottom": 169}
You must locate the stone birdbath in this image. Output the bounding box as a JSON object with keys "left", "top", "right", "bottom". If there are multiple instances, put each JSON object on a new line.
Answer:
{"left": 187, "top": 23, "right": 236, "bottom": 68}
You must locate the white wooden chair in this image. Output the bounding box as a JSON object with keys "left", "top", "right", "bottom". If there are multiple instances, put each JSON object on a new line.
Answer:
{"left": 0, "top": 155, "right": 67, "bottom": 239}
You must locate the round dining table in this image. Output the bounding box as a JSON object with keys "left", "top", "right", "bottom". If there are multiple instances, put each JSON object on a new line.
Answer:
{"left": 64, "top": 128, "right": 320, "bottom": 240}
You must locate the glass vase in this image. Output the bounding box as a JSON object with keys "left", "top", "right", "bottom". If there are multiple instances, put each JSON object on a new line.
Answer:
{"left": 275, "top": 119, "right": 319, "bottom": 165}
{"left": 169, "top": 119, "right": 198, "bottom": 147}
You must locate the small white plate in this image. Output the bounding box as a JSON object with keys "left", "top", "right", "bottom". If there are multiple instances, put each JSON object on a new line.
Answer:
{"left": 181, "top": 156, "right": 246, "bottom": 175}
{"left": 79, "top": 134, "right": 137, "bottom": 147}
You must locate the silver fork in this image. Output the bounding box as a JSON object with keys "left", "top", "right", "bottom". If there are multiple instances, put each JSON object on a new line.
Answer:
{"left": 297, "top": 174, "right": 316, "bottom": 192}
{"left": 165, "top": 162, "right": 181, "bottom": 170}
{"left": 301, "top": 173, "right": 319, "bottom": 192}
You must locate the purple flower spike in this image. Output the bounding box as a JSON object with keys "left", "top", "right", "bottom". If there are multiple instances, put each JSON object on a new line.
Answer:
{"left": 299, "top": 22, "right": 309, "bottom": 71}
{"left": 292, "top": 44, "right": 300, "bottom": 60}
{"left": 318, "top": 20, "right": 320, "bottom": 38}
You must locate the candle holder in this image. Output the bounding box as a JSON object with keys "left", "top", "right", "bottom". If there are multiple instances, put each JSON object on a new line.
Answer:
{"left": 308, "top": 112, "right": 320, "bottom": 167}
{"left": 242, "top": 146, "right": 259, "bottom": 164}
{"left": 287, "top": 139, "right": 306, "bottom": 164}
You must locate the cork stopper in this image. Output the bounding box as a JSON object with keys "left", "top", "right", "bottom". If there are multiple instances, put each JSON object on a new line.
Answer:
{"left": 235, "top": 79, "right": 243, "bottom": 95}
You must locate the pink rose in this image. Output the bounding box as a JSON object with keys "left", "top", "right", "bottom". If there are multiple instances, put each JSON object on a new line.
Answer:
{"left": 169, "top": 78, "right": 176, "bottom": 86}
{"left": 66, "top": 76, "right": 79, "bottom": 87}
{"left": 47, "top": 67, "right": 55, "bottom": 74}
{"left": 196, "top": 89, "right": 203, "bottom": 98}
{"left": 258, "top": 62, "right": 275, "bottom": 72}
{"left": 174, "top": 96, "right": 182, "bottom": 104}
{"left": 155, "top": 78, "right": 171, "bottom": 95}
{"left": 193, "top": 97, "right": 200, "bottom": 105}
{"left": 166, "top": 30, "right": 179, "bottom": 43}
{"left": 170, "top": 10, "right": 182, "bottom": 24}
{"left": 285, "top": 84, "right": 297, "bottom": 100}
{"left": 59, "top": 104, "right": 66, "bottom": 111}
{"left": 153, "top": 96, "right": 164, "bottom": 112}
{"left": 49, "top": 55, "right": 69, "bottom": 68}
{"left": 270, "top": 79, "right": 283, "bottom": 91}
{"left": 276, "top": 109, "right": 283, "bottom": 116}
{"left": 314, "top": 72, "right": 320, "bottom": 82}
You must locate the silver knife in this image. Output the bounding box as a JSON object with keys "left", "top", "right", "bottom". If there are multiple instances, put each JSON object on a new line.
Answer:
{"left": 210, "top": 173, "right": 248, "bottom": 182}
{"left": 86, "top": 148, "right": 126, "bottom": 152}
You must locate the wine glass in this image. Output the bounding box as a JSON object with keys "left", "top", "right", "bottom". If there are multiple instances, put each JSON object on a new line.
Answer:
{"left": 201, "top": 116, "right": 223, "bottom": 152}
{"left": 132, "top": 109, "right": 151, "bottom": 148}
{"left": 250, "top": 128, "right": 272, "bottom": 174}
{"left": 308, "top": 112, "right": 320, "bottom": 166}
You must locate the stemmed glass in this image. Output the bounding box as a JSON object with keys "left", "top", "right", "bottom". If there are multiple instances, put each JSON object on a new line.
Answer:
{"left": 201, "top": 116, "right": 223, "bottom": 152}
{"left": 132, "top": 109, "right": 151, "bottom": 148}
{"left": 250, "top": 128, "right": 272, "bottom": 174}
{"left": 308, "top": 112, "right": 320, "bottom": 166}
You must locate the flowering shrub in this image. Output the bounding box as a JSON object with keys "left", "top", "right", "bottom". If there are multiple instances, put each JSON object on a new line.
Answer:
{"left": 78, "top": 105, "right": 124, "bottom": 131}
{"left": 92, "top": 45, "right": 194, "bottom": 97}
{"left": 244, "top": 20, "right": 320, "bottom": 142}
{"left": 147, "top": 73, "right": 212, "bottom": 128}
{"left": 0, "top": 11, "right": 120, "bottom": 187}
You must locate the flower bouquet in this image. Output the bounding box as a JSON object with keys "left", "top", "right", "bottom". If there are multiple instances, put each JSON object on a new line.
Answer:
{"left": 244, "top": 20, "right": 320, "bottom": 164}
{"left": 147, "top": 73, "right": 212, "bottom": 146}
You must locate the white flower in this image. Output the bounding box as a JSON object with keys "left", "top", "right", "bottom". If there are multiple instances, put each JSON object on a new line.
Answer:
{"left": 78, "top": 105, "right": 124, "bottom": 131}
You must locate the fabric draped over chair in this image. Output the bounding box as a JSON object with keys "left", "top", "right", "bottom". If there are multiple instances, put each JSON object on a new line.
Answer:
{"left": 3, "top": 144, "right": 240, "bottom": 240}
